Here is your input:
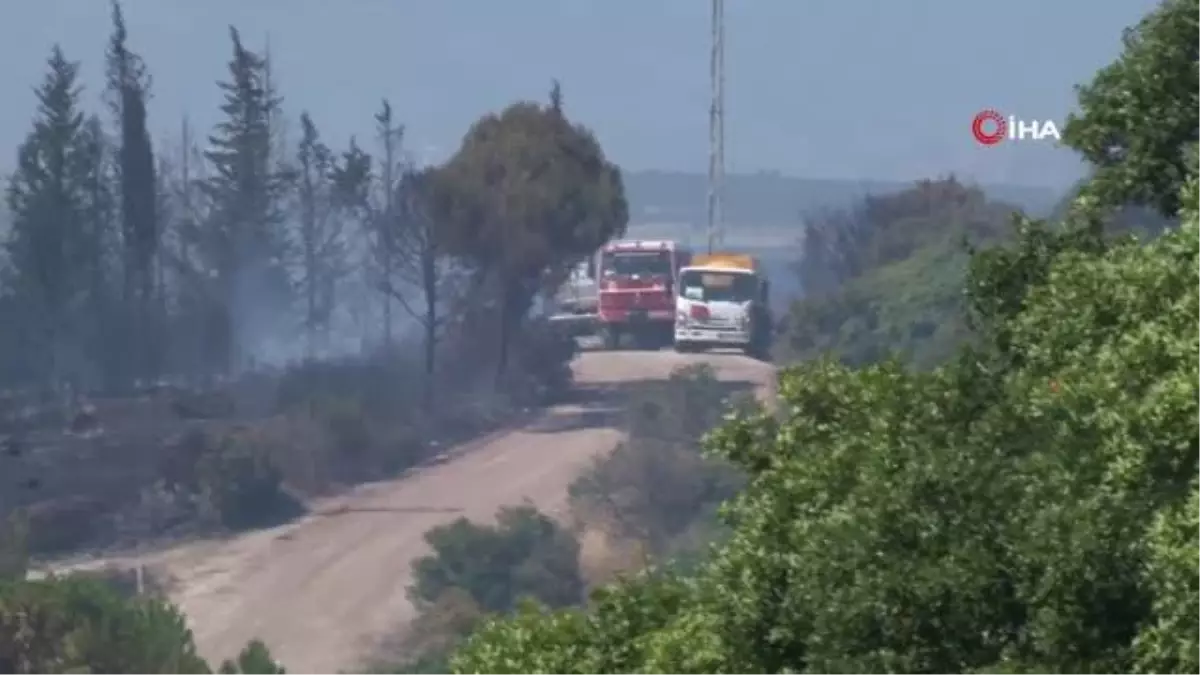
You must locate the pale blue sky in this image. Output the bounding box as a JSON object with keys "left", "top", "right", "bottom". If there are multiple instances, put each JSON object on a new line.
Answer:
{"left": 0, "top": 0, "right": 1162, "bottom": 188}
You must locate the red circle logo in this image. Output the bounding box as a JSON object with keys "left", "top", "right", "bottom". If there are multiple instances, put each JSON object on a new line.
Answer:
{"left": 972, "top": 109, "right": 1007, "bottom": 146}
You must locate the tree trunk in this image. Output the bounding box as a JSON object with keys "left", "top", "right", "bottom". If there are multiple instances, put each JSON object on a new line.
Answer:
{"left": 495, "top": 276, "right": 518, "bottom": 386}
{"left": 382, "top": 251, "right": 393, "bottom": 349}
{"left": 304, "top": 234, "right": 316, "bottom": 360}
{"left": 423, "top": 307, "right": 436, "bottom": 412}
{"left": 421, "top": 251, "right": 438, "bottom": 411}
{"left": 306, "top": 280, "right": 317, "bottom": 360}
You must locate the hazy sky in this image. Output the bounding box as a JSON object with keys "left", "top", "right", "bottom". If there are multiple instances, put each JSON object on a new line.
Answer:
{"left": 0, "top": 0, "right": 1162, "bottom": 189}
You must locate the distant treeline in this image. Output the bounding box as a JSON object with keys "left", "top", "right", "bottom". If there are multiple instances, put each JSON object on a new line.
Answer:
{"left": 623, "top": 169, "right": 1064, "bottom": 226}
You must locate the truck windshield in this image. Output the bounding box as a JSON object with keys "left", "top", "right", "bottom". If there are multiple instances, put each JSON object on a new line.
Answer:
{"left": 600, "top": 251, "right": 671, "bottom": 278}
{"left": 679, "top": 269, "right": 757, "bottom": 302}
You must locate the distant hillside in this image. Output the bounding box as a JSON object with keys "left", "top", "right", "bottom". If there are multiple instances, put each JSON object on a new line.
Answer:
{"left": 775, "top": 177, "right": 1022, "bottom": 369}
{"left": 623, "top": 169, "right": 1063, "bottom": 228}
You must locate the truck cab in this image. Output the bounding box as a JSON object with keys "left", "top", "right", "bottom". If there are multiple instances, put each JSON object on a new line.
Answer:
{"left": 673, "top": 254, "right": 771, "bottom": 357}
{"left": 596, "top": 240, "right": 691, "bottom": 349}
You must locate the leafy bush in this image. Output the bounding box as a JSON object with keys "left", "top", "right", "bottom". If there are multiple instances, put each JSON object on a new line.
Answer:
{"left": 451, "top": 198, "right": 1200, "bottom": 674}
{"left": 781, "top": 236, "right": 975, "bottom": 368}
{"left": 570, "top": 441, "right": 736, "bottom": 560}
{"left": 507, "top": 318, "right": 579, "bottom": 403}
{"left": 275, "top": 355, "right": 444, "bottom": 487}
{"left": 380, "top": 504, "right": 585, "bottom": 672}
{"left": 569, "top": 364, "right": 743, "bottom": 561}
{"left": 453, "top": 571, "right": 704, "bottom": 674}
{"left": 0, "top": 574, "right": 287, "bottom": 674}
{"left": 779, "top": 177, "right": 1018, "bottom": 369}
{"left": 0, "top": 575, "right": 209, "bottom": 673}
{"left": 410, "top": 504, "right": 584, "bottom": 615}
{"left": 381, "top": 650, "right": 453, "bottom": 674}
{"left": 194, "top": 433, "right": 301, "bottom": 530}
{"left": 218, "top": 639, "right": 287, "bottom": 674}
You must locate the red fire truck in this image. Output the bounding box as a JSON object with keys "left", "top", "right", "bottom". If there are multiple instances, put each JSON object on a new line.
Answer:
{"left": 595, "top": 239, "right": 693, "bottom": 349}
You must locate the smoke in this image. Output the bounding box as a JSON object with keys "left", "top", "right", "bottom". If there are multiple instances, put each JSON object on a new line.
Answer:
{"left": 231, "top": 265, "right": 429, "bottom": 370}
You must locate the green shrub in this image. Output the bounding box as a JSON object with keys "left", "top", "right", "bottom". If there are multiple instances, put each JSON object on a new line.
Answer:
{"left": 380, "top": 651, "right": 452, "bottom": 674}
{"left": 319, "top": 396, "right": 374, "bottom": 458}
{"left": 410, "top": 504, "right": 584, "bottom": 614}
{"left": 450, "top": 207, "right": 1200, "bottom": 675}
{"left": 0, "top": 575, "right": 209, "bottom": 673}
{"left": 0, "top": 574, "right": 288, "bottom": 674}
{"left": 569, "top": 364, "right": 744, "bottom": 559}
{"left": 779, "top": 178, "right": 1018, "bottom": 369}
{"left": 218, "top": 639, "right": 287, "bottom": 674}
{"left": 192, "top": 432, "right": 303, "bottom": 530}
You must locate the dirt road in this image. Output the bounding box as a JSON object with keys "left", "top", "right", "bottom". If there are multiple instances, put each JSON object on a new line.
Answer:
{"left": 76, "top": 350, "right": 775, "bottom": 673}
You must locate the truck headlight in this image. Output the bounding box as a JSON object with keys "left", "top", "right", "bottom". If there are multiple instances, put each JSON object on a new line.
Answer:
{"left": 676, "top": 311, "right": 689, "bottom": 325}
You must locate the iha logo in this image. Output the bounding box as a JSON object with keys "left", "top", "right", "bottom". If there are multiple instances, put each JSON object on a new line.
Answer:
{"left": 971, "top": 109, "right": 1061, "bottom": 146}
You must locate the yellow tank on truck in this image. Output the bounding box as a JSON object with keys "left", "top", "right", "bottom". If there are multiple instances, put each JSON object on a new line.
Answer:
{"left": 688, "top": 253, "right": 758, "bottom": 272}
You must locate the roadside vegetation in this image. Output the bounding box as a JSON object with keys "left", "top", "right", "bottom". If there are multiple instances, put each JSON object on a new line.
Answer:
{"left": 2, "top": 0, "right": 617, "bottom": 555}
{"left": 775, "top": 172, "right": 1186, "bottom": 372}
{"left": 1, "top": 0, "right": 1196, "bottom": 673}
{"left": 777, "top": 176, "right": 1017, "bottom": 369}
{"left": 1, "top": 1, "right": 622, "bottom": 671}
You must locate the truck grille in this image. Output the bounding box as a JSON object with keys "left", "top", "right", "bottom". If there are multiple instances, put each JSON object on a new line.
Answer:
{"left": 600, "top": 291, "right": 670, "bottom": 311}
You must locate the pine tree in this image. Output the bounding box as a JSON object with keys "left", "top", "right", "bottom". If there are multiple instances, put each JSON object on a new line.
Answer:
{"left": 329, "top": 138, "right": 374, "bottom": 349}
{"left": 372, "top": 100, "right": 404, "bottom": 347}
{"left": 3, "top": 47, "right": 109, "bottom": 389}
{"left": 295, "top": 112, "right": 351, "bottom": 358}
{"left": 161, "top": 115, "right": 217, "bottom": 379}
{"left": 75, "top": 114, "right": 120, "bottom": 389}
{"left": 387, "top": 167, "right": 449, "bottom": 411}
{"left": 549, "top": 79, "right": 563, "bottom": 115}
{"left": 105, "top": 0, "right": 161, "bottom": 384}
{"left": 198, "top": 27, "right": 293, "bottom": 373}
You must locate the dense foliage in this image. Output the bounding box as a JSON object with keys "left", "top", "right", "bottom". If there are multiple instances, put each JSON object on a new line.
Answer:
{"left": 3, "top": 0, "right": 606, "bottom": 557}
{"left": 410, "top": 505, "right": 586, "bottom": 617}
{"left": 568, "top": 364, "right": 746, "bottom": 561}
{"left": 779, "top": 177, "right": 1018, "bottom": 369}
{"left": 452, "top": 169, "right": 1200, "bottom": 675}
{"left": 377, "top": 365, "right": 743, "bottom": 673}
{"left": 0, "top": 13, "right": 619, "bottom": 397}
{"left": 433, "top": 88, "right": 628, "bottom": 379}
{"left": 0, "top": 574, "right": 286, "bottom": 674}
{"left": 450, "top": 2, "right": 1200, "bottom": 671}
{"left": 1, "top": 3, "right": 624, "bottom": 672}
{"left": 1, "top": 1, "right": 1194, "bottom": 673}
{"left": 1062, "top": 0, "right": 1197, "bottom": 217}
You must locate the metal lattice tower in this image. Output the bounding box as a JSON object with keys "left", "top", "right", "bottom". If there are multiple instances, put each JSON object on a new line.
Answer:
{"left": 706, "top": 0, "right": 726, "bottom": 254}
